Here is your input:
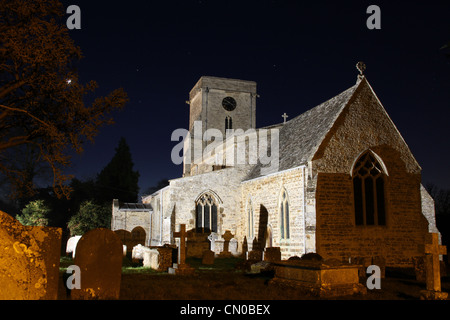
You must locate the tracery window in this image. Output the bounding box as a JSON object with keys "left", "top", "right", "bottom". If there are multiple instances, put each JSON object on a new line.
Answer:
{"left": 280, "top": 189, "right": 290, "bottom": 239}
{"left": 352, "top": 151, "right": 387, "bottom": 226}
{"left": 196, "top": 194, "right": 218, "bottom": 232}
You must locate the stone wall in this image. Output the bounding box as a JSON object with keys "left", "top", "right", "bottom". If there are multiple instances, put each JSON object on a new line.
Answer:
{"left": 184, "top": 76, "right": 257, "bottom": 176}
{"left": 166, "top": 165, "right": 253, "bottom": 244}
{"left": 240, "top": 167, "right": 308, "bottom": 260}
{"left": 111, "top": 200, "right": 151, "bottom": 246}
{"left": 142, "top": 187, "right": 172, "bottom": 246}
{"left": 313, "top": 80, "right": 430, "bottom": 267}
{"left": 420, "top": 184, "right": 439, "bottom": 234}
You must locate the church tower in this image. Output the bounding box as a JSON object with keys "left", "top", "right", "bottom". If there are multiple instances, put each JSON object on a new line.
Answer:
{"left": 183, "top": 76, "right": 257, "bottom": 176}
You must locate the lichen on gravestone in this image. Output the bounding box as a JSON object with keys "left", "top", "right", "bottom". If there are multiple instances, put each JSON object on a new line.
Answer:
{"left": 0, "top": 210, "right": 62, "bottom": 300}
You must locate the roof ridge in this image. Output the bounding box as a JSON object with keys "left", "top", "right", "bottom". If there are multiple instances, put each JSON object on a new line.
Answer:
{"left": 244, "top": 80, "right": 362, "bottom": 181}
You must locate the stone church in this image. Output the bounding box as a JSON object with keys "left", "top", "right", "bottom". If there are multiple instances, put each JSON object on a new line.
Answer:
{"left": 111, "top": 66, "right": 440, "bottom": 267}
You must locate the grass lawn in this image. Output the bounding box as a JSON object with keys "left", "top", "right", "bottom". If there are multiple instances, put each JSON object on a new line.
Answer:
{"left": 58, "top": 256, "right": 450, "bottom": 300}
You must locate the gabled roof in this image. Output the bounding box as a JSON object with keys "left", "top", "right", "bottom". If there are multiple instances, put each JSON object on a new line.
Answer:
{"left": 245, "top": 79, "right": 362, "bottom": 181}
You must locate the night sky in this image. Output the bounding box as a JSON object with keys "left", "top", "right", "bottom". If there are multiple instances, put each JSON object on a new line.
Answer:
{"left": 60, "top": 0, "right": 450, "bottom": 196}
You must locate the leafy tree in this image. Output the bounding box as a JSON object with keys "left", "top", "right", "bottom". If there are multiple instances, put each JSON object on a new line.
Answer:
{"left": 96, "top": 137, "right": 140, "bottom": 203}
{"left": 67, "top": 200, "right": 110, "bottom": 236}
{"left": 16, "top": 200, "right": 50, "bottom": 226}
{"left": 0, "top": 0, "right": 128, "bottom": 199}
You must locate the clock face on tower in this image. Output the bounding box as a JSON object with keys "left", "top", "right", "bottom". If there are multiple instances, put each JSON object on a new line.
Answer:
{"left": 222, "top": 96, "right": 237, "bottom": 111}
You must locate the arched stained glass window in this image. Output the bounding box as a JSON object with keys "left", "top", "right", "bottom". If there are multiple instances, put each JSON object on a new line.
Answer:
{"left": 352, "top": 151, "right": 387, "bottom": 226}
{"left": 196, "top": 194, "right": 218, "bottom": 233}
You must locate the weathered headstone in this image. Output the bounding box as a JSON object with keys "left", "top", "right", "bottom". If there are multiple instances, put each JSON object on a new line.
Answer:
{"left": 0, "top": 210, "right": 62, "bottom": 300}
{"left": 66, "top": 235, "right": 81, "bottom": 258}
{"left": 132, "top": 244, "right": 151, "bottom": 261}
{"left": 202, "top": 250, "right": 215, "bottom": 265}
{"left": 143, "top": 248, "right": 160, "bottom": 270}
{"left": 157, "top": 246, "right": 174, "bottom": 271}
{"left": 264, "top": 247, "right": 281, "bottom": 262}
{"left": 186, "top": 230, "right": 210, "bottom": 258}
{"left": 247, "top": 249, "right": 263, "bottom": 261}
{"left": 208, "top": 232, "right": 219, "bottom": 253}
{"left": 420, "top": 233, "right": 448, "bottom": 300}
{"left": 218, "top": 230, "right": 234, "bottom": 257}
{"left": 71, "top": 228, "right": 123, "bottom": 300}
{"left": 229, "top": 238, "right": 238, "bottom": 256}
{"left": 169, "top": 224, "right": 195, "bottom": 275}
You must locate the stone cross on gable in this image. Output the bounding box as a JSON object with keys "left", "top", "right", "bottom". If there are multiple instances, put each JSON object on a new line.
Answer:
{"left": 424, "top": 233, "right": 447, "bottom": 292}
{"left": 173, "top": 224, "right": 187, "bottom": 266}
{"left": 282, "top": 113, "right": 288, "bottom": 124}
{"left": 356, "top": 61, "right": 366, "bottom": 75}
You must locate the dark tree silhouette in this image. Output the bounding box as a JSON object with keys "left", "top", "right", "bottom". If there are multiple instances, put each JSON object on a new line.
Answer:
{"left": 96, "top": 138, "right": 140, "bottom": 203}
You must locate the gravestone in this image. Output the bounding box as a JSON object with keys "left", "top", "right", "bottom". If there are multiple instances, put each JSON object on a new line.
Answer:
{"left": 208, "top": 232, "right": 219, "bottom": 253}
{"left": 132, "top": 244, "right": 151, "bottom": 261}
{"left": 269, "top": 259, "right": 366, "bottom": 297}
{"left": 202, "top": 250, "right": 215, "bottom": 265}
{"left": 66, "top": 235, "right": 81, "bottom": 258}
{"left": 143, "top": 249, "right": 160, "bottom": 270}
{"left": 247, "top": 250, "right": 263, "bottom": 261}
{"left": 264, "top": 247, "right": 281, "bottom": 262}
{"left": 218, "top": 230, "right": 234, "bottom": 257}
{"left": 241, "top": 237, "right": 248, "bottom": 259}
{"left": 229, "top": 238, "right": 238, "bottom": 256}
{"left": 186, "top": 230, "right": 210, "bottom": 258}
{"left": 71, "top": 228, "right": 123, "bottom": 300}
{"left": 0, "top": 210, "right": 62, "bottom": 300}
{"left": 142, "top": 246, "right": 173, "bottom": 271}
{"left": 156, "top": 246, "right": 174, "bottom": 271}
{"left": 420, "top": 233, "right": 448, "bottom": 300}
{"left": 169, "top": 224, "right": 195, "bottom": 275}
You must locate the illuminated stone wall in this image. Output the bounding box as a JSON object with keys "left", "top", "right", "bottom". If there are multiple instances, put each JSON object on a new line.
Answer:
{"left": 313, "top": 80, "right": 430, "bottom": 267}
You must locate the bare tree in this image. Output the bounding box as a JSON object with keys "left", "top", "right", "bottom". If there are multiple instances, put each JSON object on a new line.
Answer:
{"left": 0, "top": 0, "right": 128, "bottom": 199}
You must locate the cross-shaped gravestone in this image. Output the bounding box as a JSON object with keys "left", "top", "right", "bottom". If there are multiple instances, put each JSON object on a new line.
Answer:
{"left": 282, "top": 113, "right": 288, "bottom": 124}
{"left": 219, "top": 230, "right": 234, "bottom": 257}
{"left": 170, "top": 224, "right": 195, "bottom": 275}
{"left": 424, "top": 233, "right": 447, "bottom": 292}
{"left": 173, "top": 224, "right": 187, "bottom": 266}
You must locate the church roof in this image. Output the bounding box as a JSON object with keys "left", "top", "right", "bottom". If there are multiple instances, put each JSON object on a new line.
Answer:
{"left": 118, "top": 202, "right": 153, "bottom": 211}
{"left": 245, "top": 79, "right": 361, "bottom": 181}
